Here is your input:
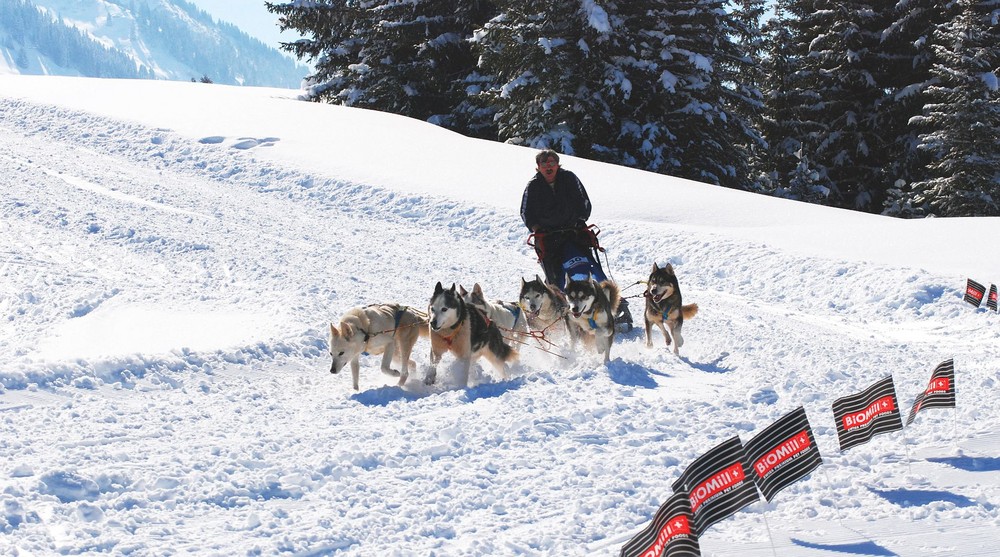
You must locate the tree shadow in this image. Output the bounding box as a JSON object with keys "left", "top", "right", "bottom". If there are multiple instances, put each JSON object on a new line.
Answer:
{"left": 680, "top": 351, "right": 733, "bottom": 374}
{"left": 605, "top": 360, "right": 668, "bottom": 389}
{"left": 791, "top": 538, "right": 897, "bottom": 556}
{"left": 870, "top": 488, "right": 982, "bottom": 509}
{"left": 927, "top": 456, "right": 1000, "bottom": 472}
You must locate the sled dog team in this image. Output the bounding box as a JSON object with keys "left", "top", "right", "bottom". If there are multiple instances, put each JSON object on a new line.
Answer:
{"left": 328, "top": 263, "right": 699, "bottom": 390}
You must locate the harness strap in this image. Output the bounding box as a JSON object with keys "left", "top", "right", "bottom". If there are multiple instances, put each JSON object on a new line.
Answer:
{"left": 438, "top": 321, "right": 463, "bottom": 347}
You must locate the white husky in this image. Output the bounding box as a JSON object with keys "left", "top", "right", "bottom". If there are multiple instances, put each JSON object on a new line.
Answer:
{"left": 460, "top": 283, "right": 528, "bottom": 334}
{"left": 328, "top": 304, "right": 429, "bottom": 390}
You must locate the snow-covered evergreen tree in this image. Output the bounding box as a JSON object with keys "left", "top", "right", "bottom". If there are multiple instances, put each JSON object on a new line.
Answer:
{"left": 880, "top": 0, "right": 946, "bottom": 217}
{"left": 270, "top": 1, "right": 493, "bottom": 135}
{"left": 793, "top": 0, "right": 894, "bottom": 211}
{"left": 760, "top": 0, "right": 828, "bottom": 203}
{"left": 908, "top": 0, "right": 1000, "bottom": 216}
{"left": 474, "top": 0, "right": 618, "bottom": 157}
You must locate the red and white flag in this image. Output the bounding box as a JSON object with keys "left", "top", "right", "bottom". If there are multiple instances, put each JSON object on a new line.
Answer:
{"left": 743, "top": 407, "right": 823, "bottom": 502}
{"left": 964, "top": 279, "right": 986, "bottom": 307}
{"left": 987, "top": 284, "right": 998, "bottom": 312}
{"left": 671, "top": 436, "right": 759, "bottom": 535}
{"left": 832, "top": 376, "right": 904, "bottom": 452}
{"left": 906, "top": 359, "right": 956, "bottom": 426}
{"left": 620, "top": 491, "right": 701, "bottom": 557}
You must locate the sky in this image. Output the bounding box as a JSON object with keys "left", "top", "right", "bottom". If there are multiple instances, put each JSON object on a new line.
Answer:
{"left": 1, "top": 74, "right": 999, "bottom": 556}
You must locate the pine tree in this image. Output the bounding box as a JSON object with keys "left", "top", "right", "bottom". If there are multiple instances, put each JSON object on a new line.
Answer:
{"left": 795, "top": 0, "right": 894, "bottom": 211}
{"left": 908, "top": 0, "right": 1000, "bottom": 216}
{"left": 879, "top": 0, "right": 946, "bottom": 217}
{"left": 724, "top": 0, "right": 768, "bottom": 190}
{"left": 268, "top": 1, "right": 494, "bottom": 135}
{"left": 474, "top": 0, "right": 617, "bottom": 157}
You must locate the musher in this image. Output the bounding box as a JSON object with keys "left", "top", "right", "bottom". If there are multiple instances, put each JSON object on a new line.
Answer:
{"left": 520, "top": 148, "right": 632, "bottom": 329}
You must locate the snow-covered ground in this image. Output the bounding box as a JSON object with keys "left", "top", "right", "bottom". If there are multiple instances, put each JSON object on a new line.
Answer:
{"left": 1, "top": 75, "right": 998, "bottom": 556}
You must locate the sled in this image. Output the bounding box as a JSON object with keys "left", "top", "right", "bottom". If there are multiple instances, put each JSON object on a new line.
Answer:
{"left": 527, "top": 224, "right": 633, "bottom": 332}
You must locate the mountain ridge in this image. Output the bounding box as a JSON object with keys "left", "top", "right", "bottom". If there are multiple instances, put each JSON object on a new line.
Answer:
{"left": 0, "top": 0, "right": 306, "bottom": 88}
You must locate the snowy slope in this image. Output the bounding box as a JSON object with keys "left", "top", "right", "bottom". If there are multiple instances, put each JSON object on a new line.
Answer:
{"left": 1, "top": 74, "right": 998, "bottom": 556}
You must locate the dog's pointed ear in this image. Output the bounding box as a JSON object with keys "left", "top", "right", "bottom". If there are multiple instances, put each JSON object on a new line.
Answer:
{"left": 449, "top": 283, "right": 457, "bottom": 293}
{"left": 665, "top": 263, "right": 674, "bottom": 273}
{"left": 521, "top": 277, "right": 527, "bottom": 286}
{"left": 341, "top": 322, "right": 355, "bottom": 337}
{"left": 329, "top": 323, "right": 338, "bottom": 337}
{"left": 473, "top": 283, "right": 483, "bottom": 296}
{"left": 535, "top": 274, "right": 543, "bottom": 283}
{"left": 458, "top": 284, "right": 468, "bottom": 296}
{"left": 434, "top": 281, "right": 444, "bottom": 294}
{"left": 652, "top": 262, "right": 659, "bottom": 273}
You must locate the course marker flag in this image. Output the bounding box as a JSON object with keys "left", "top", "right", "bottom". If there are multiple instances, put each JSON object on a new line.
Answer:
{"left": 671, "top": 436, "right": 759, "bottom": 535}
{"left": 988, "top": 284, "right": 998, "bottom": 312}
{"left": 832, "top": 376, "right": 903, "bottom": 452}
{"left": 620, "top": 491, "right": 700, "bottom": 557}
{"left": 743, "top": 407, "right": 823, "bottom": 502}
{"left": 906, "top": 359, "right": 956, "bottom": 426}
{"left": 964, "top": 279, "right": 985, "bottom": 307}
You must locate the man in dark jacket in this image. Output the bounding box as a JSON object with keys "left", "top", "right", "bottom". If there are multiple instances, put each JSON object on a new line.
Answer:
{"left": 520, "top": 149, "right": 607, "bottom": 291}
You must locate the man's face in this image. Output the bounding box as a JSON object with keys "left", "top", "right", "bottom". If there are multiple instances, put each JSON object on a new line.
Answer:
{"left": 537, "top": 157, "right": 559, "bottom": 183}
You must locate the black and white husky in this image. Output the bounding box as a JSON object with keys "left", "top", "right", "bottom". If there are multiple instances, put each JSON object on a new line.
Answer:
{"left": 564, "top": 277, "right": 621, "bottom": 363}
{"left": 426, "top": 282, "right": 518, "bottom": 387}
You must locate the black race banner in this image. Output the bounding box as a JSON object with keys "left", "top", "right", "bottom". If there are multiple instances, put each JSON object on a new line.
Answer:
{"left": 832, "top": 376, "right": 904, "bottom": 452}
{"left": 906, "top": 359, "right": 956, "bottom": 426}
{"left": 964, "top": 279, "right": 985, "bottom": 307}
{"left": 671, "top": 436, "right": 759, "bottom": 535}
{"left": 743, "top": 407, "right": 823, "bottom": 502}
{"left": 988, "top": 284, "right": 998, "bottom": 312}
{"left": 620, "top": 491, "right": 701, "bottom": 557}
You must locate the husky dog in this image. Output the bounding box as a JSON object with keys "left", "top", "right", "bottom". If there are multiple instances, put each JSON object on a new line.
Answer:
{"left": 644, "top": 263, "right": 699, "bottom": 354}
{"left": 564, "top": 277, "right": 621, "bottom": 363}
{"left": 329, "top": 304, "right": 430, "bottom": 390}
{"left": 518, "top": 275, "right": 569, "bottom": 335}
{"left": 460, "top": 283, "right": 528, "bottom": 334}
{"left": 427, "top": 282, "right": 518, "bottom": 387}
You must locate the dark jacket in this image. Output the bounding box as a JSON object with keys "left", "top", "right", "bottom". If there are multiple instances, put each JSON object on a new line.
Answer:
{"left": 520, "top": 168, "right": 592, "bottom": 232}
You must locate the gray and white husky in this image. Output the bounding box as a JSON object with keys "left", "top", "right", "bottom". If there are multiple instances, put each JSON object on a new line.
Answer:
{"left": 460, "top": 283, "right": 528, "bottom": 334}
{"left": 564, "top": 277, "right": 621, "bottom": 363}
{"left": 518, "top": 275, "right": 569, "bottom": 336}
{"left": 427, "top": 282, "right": 518, "bottom": 387}
{"left": 329, "top": 303, "right": 429, "bottom": 390}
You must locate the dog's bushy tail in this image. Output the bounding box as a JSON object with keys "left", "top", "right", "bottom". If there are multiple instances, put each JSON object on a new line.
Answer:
{"left": 682, "top": 303, "right": 699, "bottom": 320}
{"left": 599, "top": 280, "right": 621, "bottom": 315}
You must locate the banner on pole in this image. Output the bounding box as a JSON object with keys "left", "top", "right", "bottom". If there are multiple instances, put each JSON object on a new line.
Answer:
{"left": 620, "top": 491, "right": 701, "bottom": 557}
{"left": 988, "top": 284, "right": 998, "bottom": 312}
{"left": 906, "top": 359, "right": 956, "bottom": 426}
{"left": 743, "top": 407, "right": 823, "bottom": 502}
{"left": 671, "top": 436, "right": 759, "bottom": 535}
{"left": 832, "top": 376, "right": 904, "bottom": 452}
{"left": 964, "top": 279, "right": 985, "bottom": 307}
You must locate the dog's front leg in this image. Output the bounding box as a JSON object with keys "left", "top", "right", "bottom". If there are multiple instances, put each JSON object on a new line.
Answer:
{"left": 350, "top": 358, "right": 361, "bottom": 391}
{"left": 456, "top": 357, "right": 472, "bottom": 388}
{"left": 425, "top": 348, "right": 442, "bottom": 385}
{"left": 644, "top": 316, "right": 654, "bottom": 347}
{"left": 600, "top": 333, "right": 613, "bottom": 364}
